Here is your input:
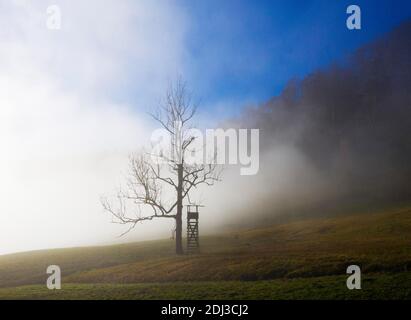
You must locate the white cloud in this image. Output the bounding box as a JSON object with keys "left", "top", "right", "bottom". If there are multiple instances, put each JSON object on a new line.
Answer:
{"left": 0, "top": 0, "right": 188, "bottom": 254}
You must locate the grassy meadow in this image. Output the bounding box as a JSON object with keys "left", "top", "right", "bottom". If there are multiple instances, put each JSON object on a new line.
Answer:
{"left": 0, "top": 206, "right": 410, "bottom": 299}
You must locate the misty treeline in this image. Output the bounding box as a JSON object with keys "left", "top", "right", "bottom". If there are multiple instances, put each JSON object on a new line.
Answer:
{"left": 234, "top": 21, "right": 411, "bottom": 218}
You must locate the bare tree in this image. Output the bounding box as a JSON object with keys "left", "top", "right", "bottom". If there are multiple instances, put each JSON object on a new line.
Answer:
{"left": 102, "top": 79, "right": 221, "bottom": 254}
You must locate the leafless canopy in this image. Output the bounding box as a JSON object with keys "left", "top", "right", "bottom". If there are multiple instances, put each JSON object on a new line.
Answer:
{"left": 102, "top": 79, "right": 222, "bottom": 237}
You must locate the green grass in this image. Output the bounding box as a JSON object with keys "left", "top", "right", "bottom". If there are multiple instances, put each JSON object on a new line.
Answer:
{"left": 0, "top": 206, "right": 410, "bottom": 299}
{"left": 0, "top": 273, "right": 410, "bottom": 300}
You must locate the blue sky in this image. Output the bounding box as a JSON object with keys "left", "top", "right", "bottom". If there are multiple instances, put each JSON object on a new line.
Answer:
{"left": 177, "top": 0, "right": 411, "bottom": 116}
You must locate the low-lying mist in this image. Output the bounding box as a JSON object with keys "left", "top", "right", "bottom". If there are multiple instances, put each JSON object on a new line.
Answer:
{"left": 204, "top": 20, "right": 411, "bottom": 230}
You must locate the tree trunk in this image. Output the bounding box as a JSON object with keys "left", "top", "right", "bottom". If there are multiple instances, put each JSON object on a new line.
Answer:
{"left": 175, "top": 164, "right": 184, "bottom": 255}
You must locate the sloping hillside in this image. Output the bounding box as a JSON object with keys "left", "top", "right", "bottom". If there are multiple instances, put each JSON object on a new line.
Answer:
{"left": 0, "top": 206, "right": 410, "bottom": 292}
